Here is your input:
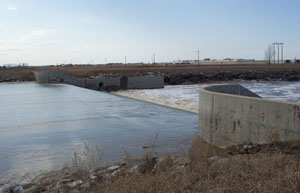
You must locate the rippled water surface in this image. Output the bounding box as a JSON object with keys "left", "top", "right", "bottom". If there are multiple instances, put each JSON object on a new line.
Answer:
{"left": 0, "top": 82, "right": 198, "bottom": 181}
{"left": 1, "top": 81, "right": 300, "bottom": 181}
{"left": 242, "top": 81, "right": 300, "bottom": 103}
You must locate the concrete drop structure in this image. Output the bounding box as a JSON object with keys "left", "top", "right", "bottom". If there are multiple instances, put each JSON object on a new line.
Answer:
{"left": 33, "top": 71, "right": 164, "bottom": 91}
{"left": 199, "top": 84, "right": 300, "bottom": 147}
{"left": 35, "top": 71, "right": 300, "bottom": 147}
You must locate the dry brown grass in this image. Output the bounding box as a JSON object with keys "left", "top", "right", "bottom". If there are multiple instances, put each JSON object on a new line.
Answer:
{"left": 41, "top": 64, "right": 300, "bottom": 79}
{"left": 2, "top": 64, "right": 300, "bottom": 81}
{"left": 10, "top": 137, "right": 300, "bottom": 193}
{"left": 0, "top": 67, "right": 35, "bottom": 81}
{"left": 89, "top": 138, "right": 300, "bottom": 193}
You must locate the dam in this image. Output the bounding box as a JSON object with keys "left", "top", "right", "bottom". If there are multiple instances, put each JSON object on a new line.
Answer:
{"left": 33, "top": 71, "right": 164, "bottom": 91}
{"left": 33, "top": 71, "right": 300, "bottom": 147}
{"left": 2, "top": 75, "right": 300, "bottom": 181}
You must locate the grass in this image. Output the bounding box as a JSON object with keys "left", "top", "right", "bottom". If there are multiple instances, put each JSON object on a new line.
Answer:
{"left": 95, "top": 154, "right": 300, "bottom": 193}
{"left": 88, "top": 138, "right": 300, "bottom": 193}
{"left": 5, "top": 137, "right": 300, "bottom": 192}
{"left": 2, "top": 64, "right": 300, "bottom": 81}
{"left": 72, "top": 142, "right": 105, "bottom": 171}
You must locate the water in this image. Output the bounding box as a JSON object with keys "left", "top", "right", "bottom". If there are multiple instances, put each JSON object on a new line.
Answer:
{"left": 242, "top": 81, "right": 300, "bottom": 103}
{"left": 1, "top": 81, "right": 300, "bottom": 181}
{"left": 0, "top": 82, "right": 198, "bottom": 181}
{"left": 116, "top": 81, "right": 300, "bottom": 114}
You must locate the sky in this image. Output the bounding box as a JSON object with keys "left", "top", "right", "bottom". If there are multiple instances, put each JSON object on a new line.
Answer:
{"left": 0, "top": 0, "right": 300, "bottom": 66}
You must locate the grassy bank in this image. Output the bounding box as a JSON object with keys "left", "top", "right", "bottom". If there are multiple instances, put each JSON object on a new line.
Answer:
{"left": 4, "top": 138, "right": 300, "bottom": 193}
{"left": 89, "top": 138, "right": 300, "bottom": 193}
{"left": 2, "top": 64, "right": 300, "bottom": 82}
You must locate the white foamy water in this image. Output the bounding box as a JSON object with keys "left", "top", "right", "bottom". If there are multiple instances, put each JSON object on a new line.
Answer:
{"left": 114, "top": 82, "right": 300, "bottom": 113}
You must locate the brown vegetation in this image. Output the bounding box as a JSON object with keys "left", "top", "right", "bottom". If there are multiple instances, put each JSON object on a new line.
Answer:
{"left": 88, "top": 138, "right": 300, "bottom": 193}
{"left": 35, "top": 64, "right": 300, "bottom": 79}
{"left": 2, "top": 64, "right": 300, "bottom": 82}
{"left": 7, "top": 137, "right": 300, "bottom": 193}
{"left": 0, "top": 67, "right": 36, "bottom": 82}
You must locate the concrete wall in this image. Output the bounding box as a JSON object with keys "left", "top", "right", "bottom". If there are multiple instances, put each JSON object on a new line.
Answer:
{"left": 127, "top": 76, "right": 164, "bottom": 89}
{"left": 34, "top": 71, "right": 64, "bottom": 83}
{"left": 199, "top": 84, "right": 300, "bottom": 147}
{"left": 86, "top": 77, "right": 121, "bottom": 91}
{"left": 63, "top": 74, "right": 86, "bottom": 88}
{"left": 33, "top": 72, "right": 163, "bottom": 90}
{"left": 34, "top": 71, "right": 86, "bottom": 88}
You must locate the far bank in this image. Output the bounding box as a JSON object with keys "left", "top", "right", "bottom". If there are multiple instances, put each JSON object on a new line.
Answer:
{"left": 2, "top": 64, "right": 300, "bottom": 84}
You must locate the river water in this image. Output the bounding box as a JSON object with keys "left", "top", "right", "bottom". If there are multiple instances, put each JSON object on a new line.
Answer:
{"left": 0, "top": 82, "right": 198, "bottom": 181}
{"left": 1, "top": 81, "right": 300, "bottom": 181}
{"left": 113, "top": 81, "right": 300, "bottom": 114}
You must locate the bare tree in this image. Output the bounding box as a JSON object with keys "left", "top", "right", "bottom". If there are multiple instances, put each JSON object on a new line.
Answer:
{"left": 265, "top": 44, "right": 274, "bottom": 65}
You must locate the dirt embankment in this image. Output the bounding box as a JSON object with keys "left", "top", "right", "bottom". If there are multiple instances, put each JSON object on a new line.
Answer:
{"left": 2, "top": 64, "right": 300, "bottom": 83}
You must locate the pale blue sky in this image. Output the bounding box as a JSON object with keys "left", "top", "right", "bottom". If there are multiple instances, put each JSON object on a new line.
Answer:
{"left": 0, "top": 0, "right": 299, "bottom": 65}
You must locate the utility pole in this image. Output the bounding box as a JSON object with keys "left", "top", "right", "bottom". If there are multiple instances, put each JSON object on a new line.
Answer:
{"left": 277, "top": 44, "right": 280, "bottom": 64}
{"left": 273, "top": 42, "right": 284, "bottom": 64}
{"left": 153, "top": 54, "right": 156, "bottom": 65}
{"left": 280, "top": 43, "right": 284, "bottom": 63}
{"left": 273, "top": 43, "right": 276, "bottom": 64}
{"left": 125, "top": 56, "right": 127, "bottom": 67}
{"left": 197, "top": 50, "right": 200, "bottom": 65}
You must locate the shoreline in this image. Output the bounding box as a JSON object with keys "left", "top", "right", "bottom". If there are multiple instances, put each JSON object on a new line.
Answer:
{"left": 2, "top": 139, "right": 300, "bottom": 193}
{"left": 2, "top": 65, "right": 300, "bottom": 84}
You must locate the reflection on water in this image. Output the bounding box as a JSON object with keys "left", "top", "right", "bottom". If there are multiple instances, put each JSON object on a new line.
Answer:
{"left": 0, "top": 82, "right": 198, "bottom": 181}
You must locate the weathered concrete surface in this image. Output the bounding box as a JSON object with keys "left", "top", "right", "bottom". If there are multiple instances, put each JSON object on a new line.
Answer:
{"left": 34, "top": 71, "right": 86, "bottom": 87}
{"left": 33, "top": 72, "right": 164, "bottom": 91}
{"left": 33, "top": 71, "right": 65, "bottom": 83}
{"left": 199, "top": 84, "right": 300, "bottom": 147}
{"left": 127, "top": 76, "right": 164, "bottom": 89}
{"left": 204, "top": 84, "right": 261, "bottom": 98}
{"left": 86, "top": 77, "right": 121, "bottom": 91}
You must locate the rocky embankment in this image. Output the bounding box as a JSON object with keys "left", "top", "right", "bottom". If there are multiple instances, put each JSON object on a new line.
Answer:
{"left": 0, "top": 155, "right": 191, "bottom": 193}
{"left": 0, "top": 77, "right": 34, "bottom": 83}
{"left": 164, "top": 70, "right": 300, "bottom": 85}
{"left": 0, "top": 73, "right": 35, "bottom": 83}
{"left": 2, "top": 69, "right": 300, "bottom": 84}
{"left": 2, "top": 140, "right": 300, "bottom": 193}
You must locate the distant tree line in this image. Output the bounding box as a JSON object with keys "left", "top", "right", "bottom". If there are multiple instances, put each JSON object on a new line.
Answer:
{"left": 0, "top": 63, "right": 29, "bottom": 68}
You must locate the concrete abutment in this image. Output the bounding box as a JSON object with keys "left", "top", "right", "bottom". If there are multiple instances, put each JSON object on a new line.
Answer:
{"left": 199, "top": 84, "right": 300, "bottom": 147}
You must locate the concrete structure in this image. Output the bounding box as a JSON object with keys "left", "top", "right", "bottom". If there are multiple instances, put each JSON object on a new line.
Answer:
{"left": 34, "top": 71, "right": 87, "bottom": 87}
{"left": 199, "top": 84, "right": 300, "bottom": 147}
{"left": 33, "top": 71, "right": 65, "bottom": 83}
{"left": 86, "top": 77, "right": 121, "bottom": 91}
{"left": 33, "top": 71, "right": 164, "bottom": 91}
{"left": 127, "top": 76, "right": 164, "bottom": 89}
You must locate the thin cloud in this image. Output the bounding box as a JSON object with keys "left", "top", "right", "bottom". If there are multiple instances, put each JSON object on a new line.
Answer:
{"left": 7, "top": 6, "right": 18, "bottom": 11}
{"left": 0, "top": 47, "right": 22, "bottom": 53}
{"left": 17, "top": 30, "right": 49, "bottom": 43}
{"left": 36, "top": 40, "right": 59, "bottom": 47}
